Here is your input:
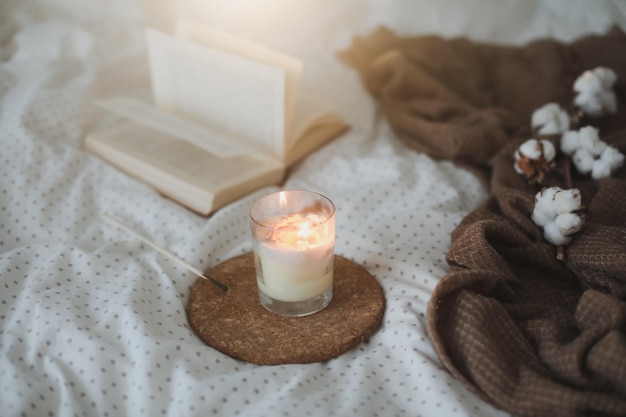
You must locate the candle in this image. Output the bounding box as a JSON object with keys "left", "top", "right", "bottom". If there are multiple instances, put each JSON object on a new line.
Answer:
{"left": 250, "top": 190, "right": 335, "bottom": 316}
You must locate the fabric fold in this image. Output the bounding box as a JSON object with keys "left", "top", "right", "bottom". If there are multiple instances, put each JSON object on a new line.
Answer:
{"left": 341, "top": 25, "right": 626, "bottom": 417}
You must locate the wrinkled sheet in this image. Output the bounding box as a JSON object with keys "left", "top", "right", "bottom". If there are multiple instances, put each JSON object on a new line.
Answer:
{"left": 1, "top": 1, "right": 625, "bottom": 416}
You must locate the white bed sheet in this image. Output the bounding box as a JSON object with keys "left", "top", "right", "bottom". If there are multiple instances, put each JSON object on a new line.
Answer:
{"left": 1, "top": 1, "right": 624, "bottom": 416}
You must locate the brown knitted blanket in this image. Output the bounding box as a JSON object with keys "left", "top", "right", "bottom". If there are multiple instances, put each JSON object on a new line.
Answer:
{"left": 340, "top": 27, "right": 626, "bottom": 417}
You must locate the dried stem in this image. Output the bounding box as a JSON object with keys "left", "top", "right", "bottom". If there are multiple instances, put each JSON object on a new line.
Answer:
{"left": 561, "top": 156, "right": 572, "bottom": 189}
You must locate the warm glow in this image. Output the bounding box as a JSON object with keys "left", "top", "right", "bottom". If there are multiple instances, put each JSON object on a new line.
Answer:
{"left": 176, "top": 0, "right": 328, "bottom": 45}
{"left": 297, "top": 221, "right": 310, "bottom": 239}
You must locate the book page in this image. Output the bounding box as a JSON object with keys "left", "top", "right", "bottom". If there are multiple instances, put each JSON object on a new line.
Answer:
{"left": 85, "top": 120, "right": 284, "bottom": 214}
{"left": 95, "top": 96, "right": 251, "bottom": 158}
{"left": 146, "top": 28, "right": 286, "bottom": 159}
{"left": 282, "top": 95, "right": 348, "bottom": 165}
{"left": 174, "top": 19, "right": 303, "bottom": 149}
{"left": 291, "top": 96, "right": 336, "bottom": 140}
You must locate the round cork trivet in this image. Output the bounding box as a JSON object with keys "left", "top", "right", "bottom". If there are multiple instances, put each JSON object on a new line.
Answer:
{"left": 187, "top": 252, "right": 385, "bottom": 365}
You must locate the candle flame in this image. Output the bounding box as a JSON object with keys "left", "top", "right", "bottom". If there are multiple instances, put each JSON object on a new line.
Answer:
{"left": 279, "top": 191, "right": 287, "bottom": 209}
{"left": 297, "top": 221, "right": 310, "bottom": 239}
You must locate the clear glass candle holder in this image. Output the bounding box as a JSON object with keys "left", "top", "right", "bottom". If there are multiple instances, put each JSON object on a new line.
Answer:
{"left": 250, "top": 190, "right": 335, "bottom": 317}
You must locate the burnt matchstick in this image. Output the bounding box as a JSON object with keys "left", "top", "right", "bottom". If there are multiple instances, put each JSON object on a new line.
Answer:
{"left": 99, "top": 212, "right": 228, "bottom": 292}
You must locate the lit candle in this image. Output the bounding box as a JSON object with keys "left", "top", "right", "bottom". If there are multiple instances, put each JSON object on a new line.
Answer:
{"left": 250, "top": 190, "right": 335, "bottom": 316}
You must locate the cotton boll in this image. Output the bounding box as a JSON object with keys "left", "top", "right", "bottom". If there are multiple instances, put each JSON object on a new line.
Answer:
{"left": 541, "top": 140, "right": 556, "bottom": 162}
{"left": 543, "top": 221, "right": 573, "bottom": 246}
{"left": 531, "top": 103, "right": 570, "bottom": 135}
{"left": 560, "top": 130, "right": 581, "bottom": 155}
{"left": 532, "top": 210, "right": 552, "bottom": 228}
{"left": 591, "top": 160, "right": 612, "bottom": 179}
{"left": 573, "top": 67, "right": 618, "bottom": 117}
{"left": 577, "top": 126, "right": 605, "bottom": 155}
{"left": 600, "top": 146, "right": 625, "bottom": 171}
{"left": 574, "top": 70, "right": 603, "bottom": 94}
{"left": 573, "top": 148, "right": 595, "bottom": 174}
{"left": 516, "top": 138, "right": 555, "bottom": 162}
{"left": 591, "top": 146, "right": 624, "bottom": 179}
{"left": 574, "top": 126, "right": 597, "bottom": 152}
{"left": 517, "top": 139, "right": 543, "bottom": 159}
{"left": 531, "top": 205, "right": 552, "bottom": 227}
{"left": 532, "top": 187, "right": 560, "bottom": 226}
{"left": 594, "top": 66, "right": 618, "bottom": 89}
{"left": 553, "top": 188, "right": 581, "bottom": 214}
{"left": 598, "top": 90, "right": 618, "bottom": 114}
{"left": 560, "top": 126, "right": 624, "bottom": 178}
{"left": 532, "top": 187, "right": 585, "bottom": 250}
{"left": 513, "top": 139, "right": 556, "bottom": 183}
{"left": 555, "top": 212, "right": 584, "bottom": 236}
{"left": 574, "top": 92, "right": 602, "bottom": 117}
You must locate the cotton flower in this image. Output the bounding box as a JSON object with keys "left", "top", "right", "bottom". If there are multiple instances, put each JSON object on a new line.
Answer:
{"left": 560, "top": 126, "right": 624, "bottom": 179}
{"left": 532, "top": 187, "right": 586, "bottom": 254}
{"left": 593, "top": 146, "right": 625, "bottom": 179}
{"left": 514, "top": 138, "right": 556, "bottom": 183}
{"left": 531, "top": 103, "right": 570, "bottom": 135}
{"left": 573, "top": 67, "right": 618, "bottom": 117}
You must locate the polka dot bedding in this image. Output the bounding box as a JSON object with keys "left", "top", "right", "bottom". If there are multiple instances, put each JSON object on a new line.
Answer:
{"left": 1, "top": 1, "right": 624, "bottom": 416}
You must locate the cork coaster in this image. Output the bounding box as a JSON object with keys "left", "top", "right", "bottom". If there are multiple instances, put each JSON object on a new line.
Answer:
{"left": 187, "top": 252, "right": 385, "bottom": 365}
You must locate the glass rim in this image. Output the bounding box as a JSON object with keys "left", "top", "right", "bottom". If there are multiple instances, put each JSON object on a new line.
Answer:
{"left": 250, "top": 189, "right": 336, "bottom": 230}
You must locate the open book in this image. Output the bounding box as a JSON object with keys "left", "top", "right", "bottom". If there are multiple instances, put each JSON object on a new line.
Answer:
{"left": 84, "top": 19, "right": 348, "bottom": 215}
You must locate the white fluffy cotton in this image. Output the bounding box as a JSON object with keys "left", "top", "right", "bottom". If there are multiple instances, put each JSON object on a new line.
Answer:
{"left": 560, "top": 126, "right": 624, "bottom": 179}
{"left": 573, "top": 66, "right": 618, "bottom": 117}
{"left": 531, "top": 103, "right": 570, "bottom": 135}
{"left": 516, "top": 138, "right": 556, "bottom": 161}
{"left": 532, "top": 187, "right": 585, "bottom": 246}
{"left": 572, "top": 148, "right": 595, "bottom": 174}
{"left": 513, "top": 138, "right": 556, "bottom": 180}
{"left": 594, "top": 146, "right": 625, "bottom": 179}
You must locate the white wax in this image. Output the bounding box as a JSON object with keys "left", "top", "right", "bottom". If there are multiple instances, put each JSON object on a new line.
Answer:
{"left": 254, "top": 213, "right": 334, "bottom": 302}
